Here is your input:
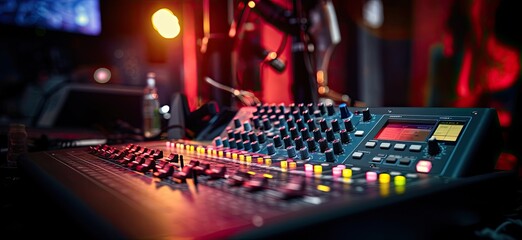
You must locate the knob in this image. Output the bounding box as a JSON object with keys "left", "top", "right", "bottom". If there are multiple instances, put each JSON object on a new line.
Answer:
{"left": 294, "top": 136, "right": 304, "bottom": 150}
{"left": 243, "top": 141, "right": 251, "bottom": 151}
{"left": 286, "top": 118, "right": 295, "bottom": 129}
{"left": 318, "top": 103, "right": 327, "bottom": 115}
{"left": 331, "top": 119, "right": 341, "bottom": 132}
{"left": 427, "top": 136, "right": 441, "bottom": 155}
{"left": 222, "top": 138, "right": 230, "bottom": 148}
{"left": 283, "top": 136, "right": 293, "bottom": 148}
{"left": 299, "top": 147, "right": 310, "bottom": 160}
{"left": 257, "top": 132, "right": 267, "bottom": 143}
{"left": 214, "top": 137, "right": 223, "bottom": 147}
{"left": 252, "top": 116, "right": 261, "bottom": 129}
{"left": 229, "top": 139, "right": 237, "bottom": 148}
{"left": 290, "top": 127, "right": 299, "bottom": 139}
{"left": 340, "top": 129, "right": 351, "bottom": 143}
{"left": 339, "top": 103, "right": 352, "bottom": 119}
{"left": 300, "top": 127, "right": 311, "bottom": 140}
{"left": 306, "top": 137, "right": 317, "bottom": 152}
{"left": 227, "top": 129, "right": 235, "bottom": 139}
{"left": 233, "top": 118, "right": 241, "bottom": 128}
{"left": 243, "top": 121, "right": 252, "bottom": 132}
{"left": 362, "top": 108, "right": 372, "bottom": 121}
{"left": 267, "top": 143, "right": 276, "bottom": 155}
{"left": 325, "top": 149, "right": 336, "bottom": 162}
{"left": 312, "top": 128, "right": 322, "bottom": 141}
{"left": 286, "top": 146, "right": 297, "bottom": 158}
{"left": 325, "top": 128, "right": 335, "bottom": 142}
{"left": 262, "top": 118, "right": 272, "bottom": 130}
{"left": 248, "top": 132, "right": 257, "bottom": 142}
{"left": 273, "top": 135, "right": 283, "bottom": 148}
{"left": 307, "top": 119, "right": 317, "bottom": 130}
{"left": 251, "top": 141, "right": 260, "bottom": 152}
{"left": 319, "top": 118, "right": 329, "bottom": 132}
{"left": 326, "top": 103, "right": 336, "bottom": 116}
{"left": 279, "top": 126, "right": 288, "bottom": 138}
{"left": 296, "top": 118, "right": 306, "bottom": 130}
{"left": 343, "top": 118, "right": 355, "bottom": 132}
{"left": 241, "top": 132, "right": 249, "bottom": 141}
{"left": 303, "top": 110, "right": 312, "bottom": 122}
{"left": 332, "top": 139, "right": 344, "bottom": 154}
{"left": 318, "top": 138, "right": 328, "bottom": 153}
{"left": 235, "top": 139, "right": 244, "bottom": 150}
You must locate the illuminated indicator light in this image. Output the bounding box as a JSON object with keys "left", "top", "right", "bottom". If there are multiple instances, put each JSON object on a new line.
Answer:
{"left": 165, "top": 142, "right": 170, "bottom": 147}
{"left": 151, "top": 8, "right": 180, "bottom": 39}
{"left": 379, "top": 173, "right": 391, "bottom": 184}
{"left": 190, "top": 145, "right": 195, "bottom": 151}
{"left": 265, "top": 158, "right": 272, "bottom": 166}
{"left": 366, "top": 172, "right": 378, "bottom": 181}
{"left": 170, "top": 142, "right": 175, "bottom": 148}
{"left": 394, "top": 176, "right": 406, "bottom": 186}
{"left": 246, "top": 156, "right": 252, "bottom": 163}
{"left": 93, "top": 67, "right": 111, "bottom": 84}
{"left": 342, "top": 168, "right": 352, "bottom": 178}
{"left": 257, "top": 157, "right": 264, "bottom": 164}
{"left": 289, "top": 162, "right": 297, "bottom": 169}
{"left": 305, "top": 164, "right": 313, "bottom": 172}
{"left": 226, "top": 152, "right": 231, "bottom": 158}
{"left": 247, "top": 1, "right": 256, "bottom": 8}
{"left": 280, "top": 160, "right": 288, "bottom": 168}
{"left": 336, "top": 165, "right": 346, "bottom": 169}
{"left": 416, "top": 160, "right": 432, "bottom": 173}
{"left": 178, "top": 143, "right": 183, "bottom": 149}
{"left": 212, "top": 149, "right": 217, "bottom": 155}
{"left": 317, "top": 185, "right": 330, "bottom": 192}
{"left": 314, "top": 165, "right": 322, "bottom": 174}
{"left": 218, "top": 150, "right": 223, "bottom": 157}
{"left": 267, "top": 51, "right": 277, "bottom": 60}
{"left": 232, "top": 153, "right": 238, "bottom": 159}
{"left": 247, "top": 171, "right": 256, "bottom": 175}
{"left": 263, "top": 173, "right": 273, "bottom": 179}
{"left": 239, "top": 154, "right": 245, "bottom": 161}
{"left": 332, "top": 167, "right": 342, "bottom": 177}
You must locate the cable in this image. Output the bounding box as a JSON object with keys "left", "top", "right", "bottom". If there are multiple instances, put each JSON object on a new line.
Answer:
{"left": 205, "top": 77, "right": 260, "bottom": 106}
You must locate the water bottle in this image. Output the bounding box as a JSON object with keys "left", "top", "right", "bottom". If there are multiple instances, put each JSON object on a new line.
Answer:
{"left": 142, "top": 72, "right": 161, "bottom": 138}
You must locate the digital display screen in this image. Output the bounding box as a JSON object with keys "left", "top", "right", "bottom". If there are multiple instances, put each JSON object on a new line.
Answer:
{"left": 431, "top": 121, "right": 465, "bottom": 142}
{"left": 0, "top": 0, "right": 101, "bottom": 35}
{"left": 375, "top": 121, "right": 435, "bottom": 142}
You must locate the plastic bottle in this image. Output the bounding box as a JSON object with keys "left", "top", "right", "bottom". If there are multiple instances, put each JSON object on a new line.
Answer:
{"left": 7, "top": 123, "right": 28, "bottom": 167}
{"left": 142, "top": 72, "right": 161, "bottom": 138}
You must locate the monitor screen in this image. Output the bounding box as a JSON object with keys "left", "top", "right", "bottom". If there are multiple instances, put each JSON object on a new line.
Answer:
{"left": 37, "top": 83, "right": 143, "bottom": 131}
{"left": 374, "top": 121, "right": 435, "bottom": 142}
{"left": 0, "top": 0, "right": 101, "bottom": 35}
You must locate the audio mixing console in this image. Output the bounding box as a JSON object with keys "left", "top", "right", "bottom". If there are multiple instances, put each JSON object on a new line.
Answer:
{"left": 20, "top": 103, "right": 515, "bottom": 239}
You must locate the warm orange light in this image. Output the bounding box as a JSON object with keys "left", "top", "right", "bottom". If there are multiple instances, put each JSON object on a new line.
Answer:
{"left": 267, "top": 51, "right": 277, "bottom": 60}
{"left": 247, "top": 1, "right": 256, "bottom": 8}
{"left": 152, "top": 8, "right": 180, "bottom": 39}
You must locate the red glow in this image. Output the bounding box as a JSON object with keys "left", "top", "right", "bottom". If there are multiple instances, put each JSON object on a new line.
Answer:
{"left": 485, "top": 37, "right": 520, "bottom": 92}
{"left": 183, "top": 2, "right": 199, "bottom": 111}
{"left": 456, "top": 49, "right": 473, "bottom": 97}
{"left": 416, "top": 160, "right": 432, "bottom": 173}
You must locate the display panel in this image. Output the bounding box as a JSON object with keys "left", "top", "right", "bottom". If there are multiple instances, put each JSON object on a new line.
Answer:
{"left": 431, "top": 121, "right": 465, "bottom": 142}
{"left": 375, "top": 121, "right": 435, "bottom": 142}
{"left": 0, "top": 0, "right": 101, "bottom": 35}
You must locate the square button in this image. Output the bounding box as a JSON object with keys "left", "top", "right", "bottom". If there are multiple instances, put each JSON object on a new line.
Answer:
{"left": 352, "top": 152, "right": 364, "bottom": 159}
{"left": 409, "top": 144, "right": 422, "bottom": 152}
{"left": 371, "top": 157, "right": 382, "bottom": 163}
{"left": 365, "top": 141, "right": 377, "bottom": 148}
{"left": 394, "top": 143, "right": 406, "bottom": 150}
{"left": 380, "top": 142, "right": 391, "bottom": 149}
{"left": 399, "top": 158, "right": 411, "bottom": 165}
{"left": 354, "top": 130, "right": 365, "bottom": 136}
{"left": 385, "top": 156, "right": 398, "bottom": 164}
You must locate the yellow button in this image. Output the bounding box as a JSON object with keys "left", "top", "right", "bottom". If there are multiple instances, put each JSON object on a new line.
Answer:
{"left": 394, "top": 175, "right": 406, "bottom": 186}
{"left": 342, "top": 168, "right": 352, "bottom": 178}
{"left": 379, "top": 173, "right": 391, "bottom": 184}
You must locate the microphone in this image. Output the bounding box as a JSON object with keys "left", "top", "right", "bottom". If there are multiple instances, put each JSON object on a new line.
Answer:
{"left": 254, "top": 44, "right": 286, "bottom": 73}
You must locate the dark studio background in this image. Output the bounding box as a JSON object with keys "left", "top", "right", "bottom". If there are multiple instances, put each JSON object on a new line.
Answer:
{"left": 0, "top": 0, "right": 521, "bottom": 239}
